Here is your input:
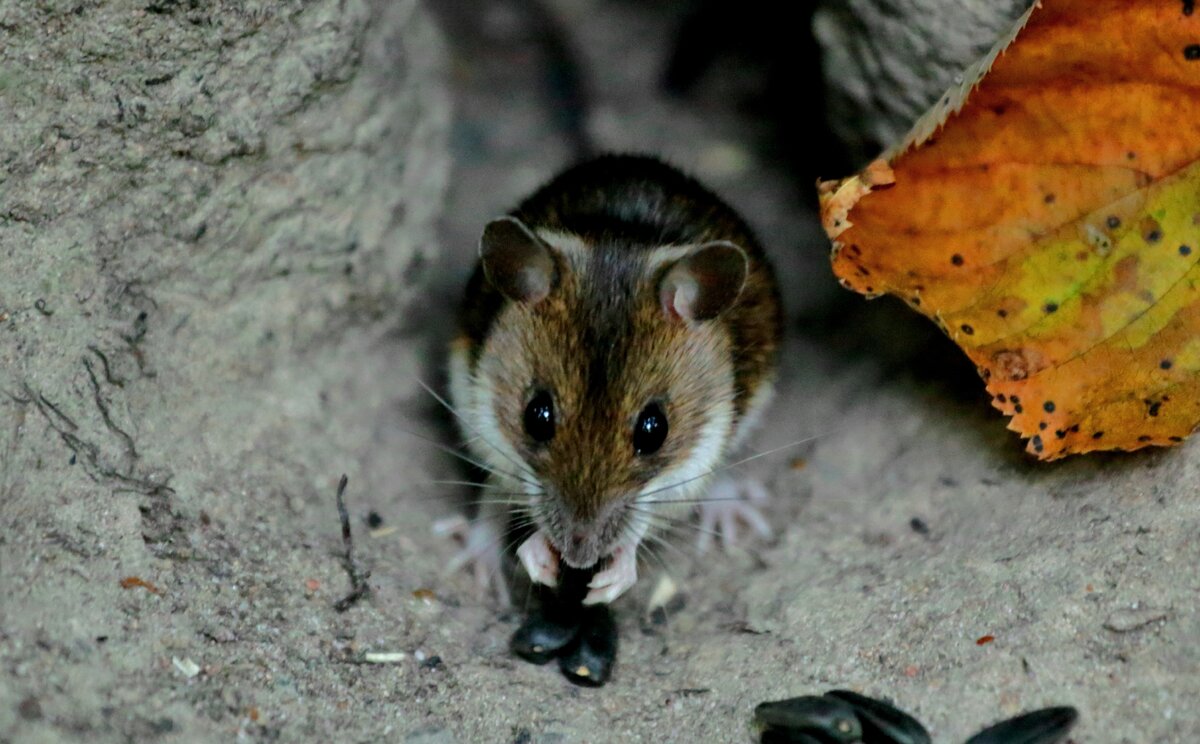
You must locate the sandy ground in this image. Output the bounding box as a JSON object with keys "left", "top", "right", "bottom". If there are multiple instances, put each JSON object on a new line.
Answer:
{"left": 3, "top": 1, "right": 1197, "bottom": 742}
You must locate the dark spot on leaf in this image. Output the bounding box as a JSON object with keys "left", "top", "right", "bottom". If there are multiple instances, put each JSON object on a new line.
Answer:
{"left": 992, "top": 104, "right": 1007, "bottom": 116}
{"left": 1039, "top": 421, "right": 1047, "bottom": 430}
{"left": 1148, "top": 402, "right": 1162, "bottom": 417}
{"left": 1070, "top": 424, "right": 1080, "bottom": 433}
{"left": 1145, "top": 229, "right": 1163, "bottom": 244}
{"left": 1055, "top": 429, "right": 1066, "bottom": 439}
{"left": 1127, "top": 151, "right": 1137, "bottom": 160}
{"left": 1106, "top": 215, "right": 1121, "bottom": 229}
{"left": 912, "top": 297, "right": 921, "bottom": 306}
{"left": 1093, "top": 431, "right": 1104, "bottom": 439}
{"left": 1043, "top": 193, "right": 1055, "bottom": 204}
{"left": 1043, "top": 401, "right": 1055, "bottom": 413}
{"left": 1014, "top": 404, "right": 1024, "bottom": 414}
{"left": 1180, "top": 244, "right": 1193, "bottom": 256}
{"left": 1011, "top": 395, "right": 1020, "bottom": 403}
{"left": 1170, "top": 436, "right": 1183, "bottom": 442}
{"left": 1185, "top": 44, "right": 1200, "bottom": 61}
{"left": 1161, "top": 359, "right": 1173, "bottom": 370}
{"left": 1031, "top": 435, "right": 1043, "bottom": 452}
{"left": 951, "top": 254, "right": 964, "bottom": 266}
{"left": 997, "top": 394, "right": 1007, "bottom": 403}
{"left": 1044, "top": 302, "right": 1058, "bottom": 314}
{"left": 961, "top": 324, "right": 974, "bottom": 335}
{"left": 997, "top": 309, "right": 1008, "bottom": 318}
{"left": 1185, "top": 0, "right": 1195, "bottom": 16}
{"left": 1138, "top": 435, "right": 1152, "bottom": 442}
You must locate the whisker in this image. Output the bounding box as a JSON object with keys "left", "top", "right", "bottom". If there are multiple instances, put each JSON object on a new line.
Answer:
{"left": 639, "top": 430, "right": 834, "bottom": 501}
{"left": 638, "top": 526, "right": 693, "bottom": 565}
{"left": 398, "top": 426, "right": 539, "bottom": 488}
{"left": 403, "top": 492, "right": 534, "bottom": 509}
{"left": 629, "top": 506, "right": 721, "bottom": 541}
{"left": 637, "top": 537, "right": 677, "bottom": 585}
{"left": 404, "top": 486, "right": 535, "bottom": 503}
{"left": 644, "top": 495, "right": 755, "bottom": 506}
{"left": 415, "top": 378, "right": 539, "bottom": 483}
{"left": 422, "top": 478, "right": 514, "bottom": 490}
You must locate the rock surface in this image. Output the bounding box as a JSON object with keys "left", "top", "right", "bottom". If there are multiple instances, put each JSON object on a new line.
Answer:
{"left": 1, "top": 0, "right": 449, "bottom": 740}
{"left": 814, "top": 0, "right": 1034, "bottom": 163}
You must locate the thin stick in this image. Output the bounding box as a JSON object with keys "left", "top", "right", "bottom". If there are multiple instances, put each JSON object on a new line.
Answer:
{"left": 334, "top": 475, "right": 371, "bottom": 612}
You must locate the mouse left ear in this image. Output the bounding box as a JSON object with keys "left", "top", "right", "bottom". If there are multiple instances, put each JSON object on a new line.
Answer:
{"left": 659, "top": 241, "right": 748, "bottom": 322}
{"left": 479, "top": 216, "right": 558, "bottom": 305}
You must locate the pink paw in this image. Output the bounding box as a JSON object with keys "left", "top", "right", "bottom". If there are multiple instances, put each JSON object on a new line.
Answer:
{"left": 517, "top": 530, "right": 560, "bottom": 588}
{"left": 583, "top": 543, "right": 638, "bottom": 605}
{"left": 695, "top": 476, "right": 772, "bottom": 554}
{"left": 433, "top": 514, "right": 511, "bottom": 607}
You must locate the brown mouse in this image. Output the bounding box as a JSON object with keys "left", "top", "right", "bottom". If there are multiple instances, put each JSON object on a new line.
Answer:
{"left": 443, "top": 154, "right": 782, "bottom": 605}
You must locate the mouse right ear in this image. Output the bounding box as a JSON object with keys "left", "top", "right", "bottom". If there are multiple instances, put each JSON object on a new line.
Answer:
{"left": 480, "top": 216, "right": 558, "bottom": 305}
{"left": 659, "top": 241, "right": 748, "bottom": 323}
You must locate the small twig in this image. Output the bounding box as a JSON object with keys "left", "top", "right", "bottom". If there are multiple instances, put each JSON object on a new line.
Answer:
{"left": 333, "top": 474, "right": 371, "bottom": 612}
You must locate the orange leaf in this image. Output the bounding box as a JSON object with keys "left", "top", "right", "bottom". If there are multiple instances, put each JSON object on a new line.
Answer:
{"left": 821, "top": 0, "right": 1200, "bottom": 460}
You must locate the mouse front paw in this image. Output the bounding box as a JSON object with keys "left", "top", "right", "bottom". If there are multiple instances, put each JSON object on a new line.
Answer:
{"left": 583, "top": 543, "right": 638, "bottom": 605}
{"left": 516, "top": 530, "right": 560, "bottom": 588}
{"left": 695, "top": 476, "right": 773, "bottom": 554}
{"left": 433, "top": 514, "right": 511, "bottom": 607}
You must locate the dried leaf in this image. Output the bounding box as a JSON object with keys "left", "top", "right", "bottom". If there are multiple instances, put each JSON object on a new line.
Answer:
{"left": 821, "top": 0, "right": 1200, "bottom": 459}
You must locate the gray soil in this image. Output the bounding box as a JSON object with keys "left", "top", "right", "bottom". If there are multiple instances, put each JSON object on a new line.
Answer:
{"left": 2, "top": 1, "right": 1195, "bottom": 743}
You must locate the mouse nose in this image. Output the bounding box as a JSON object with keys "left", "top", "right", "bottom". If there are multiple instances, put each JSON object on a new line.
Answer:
{"left": 571, "top": 533, "right": 587, "bottom": 549}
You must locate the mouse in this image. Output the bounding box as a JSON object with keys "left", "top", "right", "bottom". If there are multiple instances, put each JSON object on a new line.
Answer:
{"left": 442, "top": 154, "right": 782, "bottom": 606}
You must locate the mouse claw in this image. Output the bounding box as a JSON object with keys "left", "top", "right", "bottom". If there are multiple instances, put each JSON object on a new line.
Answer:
{"left": 696, "top": 476, "right": 773, "bottom": 554}
{"left": 436, "top": 515, "right": 511, "bottom": 607}
{"left": 517, "top": 531, "right": 560, "bottom": 588}
{"left": 583, "top": 544, "right": 637, "bottom": 605}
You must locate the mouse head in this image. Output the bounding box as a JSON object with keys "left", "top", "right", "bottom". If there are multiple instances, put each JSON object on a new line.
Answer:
{"left": 470, "top": 216, "right": 747, "bottom": 568}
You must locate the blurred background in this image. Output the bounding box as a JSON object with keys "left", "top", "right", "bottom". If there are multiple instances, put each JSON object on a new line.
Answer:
{"left": 421, "top": 0, "right": 990, "bottom": 439}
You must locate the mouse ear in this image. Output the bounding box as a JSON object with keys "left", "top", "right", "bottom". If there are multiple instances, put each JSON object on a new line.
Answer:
{"left": 480, "top": 216, "right": 558, "bottom": 304}
{"left": 659, "top": 241, "right": 748, "bottom": 322}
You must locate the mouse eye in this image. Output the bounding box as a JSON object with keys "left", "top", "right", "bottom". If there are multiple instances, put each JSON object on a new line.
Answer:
{"left": 523, "top": 390, "right": 556, "bottom": 443}
{"left": 633, "top": 403, "right": 668, "bottom": 456}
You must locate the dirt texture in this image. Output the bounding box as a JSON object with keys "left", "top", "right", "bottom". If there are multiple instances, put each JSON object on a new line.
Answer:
{"left": 2, "top": 1, "right": 1197, "bottom": 743}
{"left": 1, "top": 0, "right": 450, "bottom": 740}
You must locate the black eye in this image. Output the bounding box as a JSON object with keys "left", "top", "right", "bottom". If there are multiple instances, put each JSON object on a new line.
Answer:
{"left": 633, "top": 403, "right": 668, "bottom": 455}
{"left": 524, "top": 390, "right": 556, "bottom": 443}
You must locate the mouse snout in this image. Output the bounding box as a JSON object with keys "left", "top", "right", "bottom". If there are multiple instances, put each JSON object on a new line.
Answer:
{"left": 558, "top": 529, "right": 603, "bottom": 568}
{"left": 555, "top": 509, "right": 625, "bottom": 569}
